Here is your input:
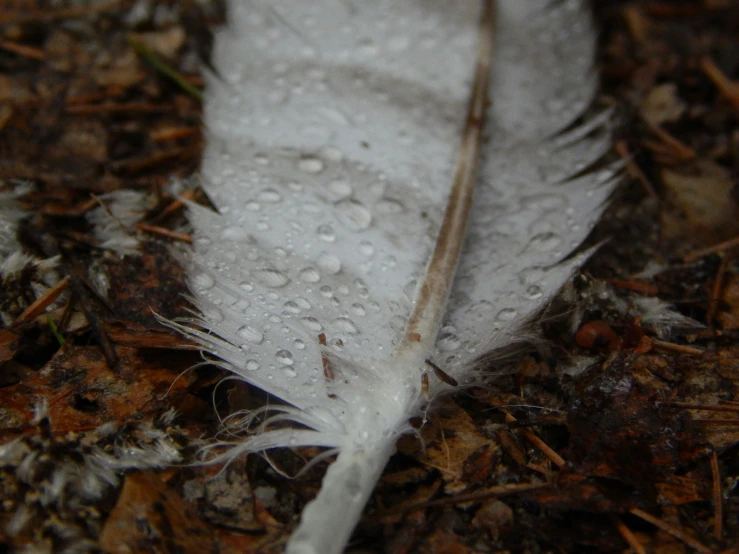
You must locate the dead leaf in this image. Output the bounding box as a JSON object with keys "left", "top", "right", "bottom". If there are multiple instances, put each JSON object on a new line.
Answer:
{"left": 718, "top": 272, "right": 739, "bottom": 329}
{"left": 0, "top": 329, "right": 19, "bottom": 363}
{"left": 397, "top": 397, "right": 497, "bottom": 493}
{"left": 471, "top": 500, "right": 514, "bottom": 540}
{"left": 640, "top": 83, "right": 686, "bottom": 125}
{"left": 0, "top": 345, "right": 197, "bottom": 433}
{"left": 100, "top": 471, "right": 216, "bottom": 554}
{"left": 568, "top": 353, "right": 709, "bottom": 486}
{"left": 661, "top": 160, "right": 739, "bottom": 252}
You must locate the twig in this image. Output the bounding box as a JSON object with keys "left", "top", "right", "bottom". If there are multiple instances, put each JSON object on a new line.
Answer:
{"left": 66, "top": 102, "right": 176, "bottom": 115}
{"left": 711, "top": 451, "right": 723, "bottom": 541}
{"left": 611, "top": 514, "right": 647, "bottom": 554}
{"left": 504, "top": 412, "right": 566, "bottom": 469}
{"left": 0, "top": 1, "right": 121, "bottom": 24}
{"left": 148, "top": 190, "right": 198, "bottom": 224}
{"left": 497, "top": 429, "right": 527, "bottom": 466}
{"left": 650, "top": 339, "right": 704, "bottom": 356}
{"left": 111, "top": 145, "right": 199, "bottom": 175}
{"left": 137, "top": 223, "right": 192, "bottom": 243}
{"left": 0, "top": 39, "right": 45, "bottom": 60}
{"left": 376, "top": 483, "right": 549, "bottom": 516}
{"left": 615, "top": 140, "right": 658, "bottom": 199}
{"left": 621, "top": 6, "right": 649, "bottom": 45}
{"left": 706, "top": 255, "right": 729, "bottom": 328}
{"left": 629, "top": 508, "right": 713, "bottom": 553}
{"left": 13, "top": 276, "right": 72, "bottom": 326}
{"left": 701, "top": 56, "right": 739, "bottom": 110}
{"left": 662, "top": 402, "right": 739, "bottom": 414}
{"left": 694, "top": 419, "right": 739, "bottom": 426}
{"left": 643, "top": 120, "right": 696, "bottom": 163}
{"left": 608, "top": 277, "right": 659, "bottom": 295}
{"left": 151, "top": 126, "right": 201, "bottom": 142}
{"left": 683, "top": 235, "right": 739, "bottom": 263}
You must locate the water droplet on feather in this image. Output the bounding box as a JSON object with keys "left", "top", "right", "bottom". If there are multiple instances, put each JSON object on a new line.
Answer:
{"left": 237, "top": 325, "right": 264, "bottom": 344}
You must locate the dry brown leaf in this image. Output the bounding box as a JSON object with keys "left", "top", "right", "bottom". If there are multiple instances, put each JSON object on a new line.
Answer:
{"left": 660, "top": 160, "right": 739, "bottom": 252}
{"left": 397, "top": 397, "right": 497, "bottom": 494}
{"left": 100, "top": 471, "right": 216, "bottom": 554}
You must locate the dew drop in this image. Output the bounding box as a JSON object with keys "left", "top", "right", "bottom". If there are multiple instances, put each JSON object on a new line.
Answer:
{"left": 238, "top": 281, "right": 254, "bottom": 292}
{"left": 258, "top": 189, "right": 282, "bottom": 203}
{"left": 299, "top": 267, "right": 321, "bottom": 283}
{"left": 298, "top": 156, "right": 325, "bottom": 174}
{"left": 333, "top": 317, "right": 359, "bottom": 334}
{"left": 237, "top": 325, "right": 264, "bottom": 344}
{"left": 300, "top": 317, "right": 323, "bottom": 332}
{"left": 376, "top": 198, "right": 404, "bottom": 214}
{"left": 316, "top": 224, "right": 336, "bottom": 242}
{"left": 359, "top": 241, "right": 374, "bottom": 257}
{"left": 320, "top": 285, "right": 333, "bottom": 297}
{"left": 336, "top": 199, "right": 372, "bottom": 230}
{"left": 351, "top": 303, "right": 366, "bottom": 316}
{"left": 255, "top": 268, "right": 290, "bottom": 288}
{"left": 276, "top": 349, "right": 294, "bottom": 366}
{"left": 526, "top": 285, "right": 543, "bottom": 299}
{"left": 320, "top": 146, "right": 343, "bottom": 161}
{"left": 245, "top": 201, "right": 261, "bottom": 211}
{"left": 245, "top": 360, "right": 259, "bottom": 371}
{"left": 317, "top": 253, "right": 341, "bottom": 275}
{"left": 295, "top": 297, "right": 311, "bottom": 310}
{"left": 496, "top": 308, "right": 518, "bottom": 322}
{"left": 519, "top": 266, "right": 545, "bottom": 284}
{"left": 222, "top": 225, "right": 249, "bottom": 241}
{"left": 294, "top": 339, "right": 306, "bottom": 350}
{"left": 528, "top": 232, "right": 562, "bottom": 252}
{"left": 283, "top": 300, "right": 301, "bottom": 314}
{"left": 438, "top": 329, "right": 460, "bottom": 352}
{"left": 192, "top": 273, "right": 215, "bottom": 290}
{"left": 328, "top": 180, "right": 353, "bottom": 199}
{"left": 202, "top": 306, "right": 224, "bottom": 323}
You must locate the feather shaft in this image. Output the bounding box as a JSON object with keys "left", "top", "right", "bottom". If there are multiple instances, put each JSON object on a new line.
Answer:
{"left": 399, "top": 0, "right": 495, "bottom": 355}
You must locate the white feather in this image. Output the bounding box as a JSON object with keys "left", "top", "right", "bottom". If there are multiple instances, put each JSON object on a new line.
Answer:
{"left": 174, "top": 1, "right": 619, "bottom": 552}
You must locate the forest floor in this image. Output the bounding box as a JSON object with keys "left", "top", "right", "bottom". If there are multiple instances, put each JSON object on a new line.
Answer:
{"left": 0, "top": 1, "right": 738, "bottom": 553}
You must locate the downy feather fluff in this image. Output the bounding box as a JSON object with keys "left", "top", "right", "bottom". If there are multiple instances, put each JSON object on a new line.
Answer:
{"left": 175, "top": 0, "right": 619, "bottom": 552}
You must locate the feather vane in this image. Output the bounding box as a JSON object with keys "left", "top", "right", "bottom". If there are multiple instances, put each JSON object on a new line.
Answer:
{"left": 174, "top": 1, "right": 620, "bottom": 552}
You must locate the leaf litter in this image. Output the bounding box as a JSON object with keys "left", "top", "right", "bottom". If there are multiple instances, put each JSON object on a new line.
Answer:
{"left": 0, "top": 0, "right": 738, "bottom": 552}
